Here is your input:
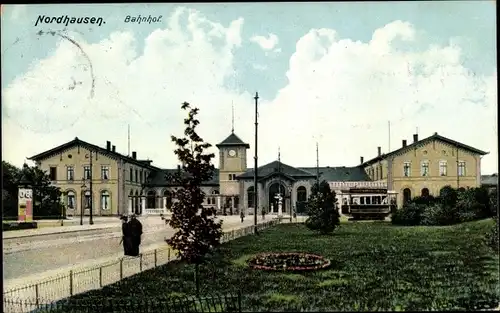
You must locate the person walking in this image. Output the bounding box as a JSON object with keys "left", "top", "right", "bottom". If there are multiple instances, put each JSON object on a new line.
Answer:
{"left": 128, "top": 214, "right": 143, "bottom": 257}
{"left": 120, "top": 215, "right": 133, "bottom": 256}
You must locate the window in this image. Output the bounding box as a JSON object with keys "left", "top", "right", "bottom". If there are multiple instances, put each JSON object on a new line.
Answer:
{"left": 135, "top": 169, "right": 138, "bottom": 183}
{"left": 83, "top": 166, "right": 91, "bottom": 180}
{"left": 101, "top": 191, "right": 110, "bottom": 210}
{"left": 421, "top": 188, "right": 430, "bottom": 197}
{"left": 421, "top": 161, "right": 429, "bottom": 177}
{"left": 228, "top": 174, "right": 237, "bottom": 180}
{"left": 101, "top": 166, "right": 110, "bottom": 180}
{"left": 458, "top": 161, "right": 466, "bottom": 176}
{"left": 49, "top": 167, "right": 57, "bottom": 180}
{"left": 67, "top": 166, "right": 74, "bottom": 181}
{"left": 439, "top": 161, "right": 447, "bottom": 176}
{"left": 84, "top": 191, "right": 92, "bottom": 208}
{"left": 296, "top": 186, "right": 307, "bottom": 202}
{"left": 247, "top": 186, "right": 255, "bottom": 208}
{"left": 140, "top": 171, "right": 143, "bottom": 183}
{"left": 67, "top": 191, "right": 75, "bottom": 209}
{"left": 129, "top": 168, "right": 133, "bottom": 181}
{"left": 403, "top": 162, "right": 411, "bottom": 177}
{"left": 375, "top": 167, "right": 379, "bottom": 180}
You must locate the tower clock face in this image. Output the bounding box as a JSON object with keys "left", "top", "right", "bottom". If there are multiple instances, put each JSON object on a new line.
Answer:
{"left": 228, "top": 149, "right": 236, "bottom": 157}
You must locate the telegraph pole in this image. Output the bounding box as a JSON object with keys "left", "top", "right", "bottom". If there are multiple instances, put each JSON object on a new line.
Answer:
{"left": 89, "top": 150, "right": 94, "bottom": 225}
{"left": 253, "top": 92, "right": 259, "bottom": 234}
{"left": 316, "top": 142, "right": 320, "bottom": 190}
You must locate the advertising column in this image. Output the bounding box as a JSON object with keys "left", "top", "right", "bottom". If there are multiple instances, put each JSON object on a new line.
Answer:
{"left": 18, "top": 187, "right": 33, "bottom": 222}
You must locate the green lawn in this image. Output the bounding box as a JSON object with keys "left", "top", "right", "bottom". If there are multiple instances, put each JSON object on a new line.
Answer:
{"left": 78, "top": 219, "right": 499, "bottom": 311}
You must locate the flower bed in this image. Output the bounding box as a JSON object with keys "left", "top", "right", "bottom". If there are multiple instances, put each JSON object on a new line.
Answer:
{"left": 248, "top": 252, "right": 331, "bottom": 272}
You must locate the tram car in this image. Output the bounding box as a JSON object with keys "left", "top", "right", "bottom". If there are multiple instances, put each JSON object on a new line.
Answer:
{"left": 339, "top": 188, "right": 397, "bottom": 220}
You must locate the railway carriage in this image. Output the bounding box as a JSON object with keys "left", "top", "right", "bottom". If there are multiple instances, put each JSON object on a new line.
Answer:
{"left": 339, "top": 188, "right": 397, "bottom": 220}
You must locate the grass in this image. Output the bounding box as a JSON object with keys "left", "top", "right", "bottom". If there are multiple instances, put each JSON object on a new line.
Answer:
{"left": 71, "top": 219, "right": 499, "bottom": 311}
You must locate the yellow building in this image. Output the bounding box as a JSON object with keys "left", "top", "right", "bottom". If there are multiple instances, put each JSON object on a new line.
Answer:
{"left": 360, "top": 132, "right": 489, "bottom": 206}
{"left": 28, "top": 137, "right": 158, "bottom": 217}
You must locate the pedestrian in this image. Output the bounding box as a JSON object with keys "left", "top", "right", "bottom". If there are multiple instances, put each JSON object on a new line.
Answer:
{"left": 120, "top": 215, "right": 133, "bottom": 256}
{"left": 128, "top": 214, "right": 143, "bottom": 257}
{"left": 240, "top": 210, "right": 245, "bottom": 223}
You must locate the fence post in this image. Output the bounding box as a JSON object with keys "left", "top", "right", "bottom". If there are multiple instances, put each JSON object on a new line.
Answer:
{"left": 154, "top": 249, "right": 157, "bottom": 267}
{"left": 35, "top": 283, "right": 40, "bottom": 309}
{"left": 120, "top": 258, "right": 123, "bottom": 280}
{"left": 69, "top": 270, "right": 74, "bottom": 296}
{"left": 140, "top": 253, "right": 143, "bottom": 272}
{"left": 168, "top": 248, "right": 171, "bottom": 261}
{"left": 99, "top": 266, "right": 103, "bottom": 288}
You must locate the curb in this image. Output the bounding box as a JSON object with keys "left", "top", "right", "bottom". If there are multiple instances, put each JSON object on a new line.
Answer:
{"left": 3, "top": 225, "right": 120, "bottom": 240}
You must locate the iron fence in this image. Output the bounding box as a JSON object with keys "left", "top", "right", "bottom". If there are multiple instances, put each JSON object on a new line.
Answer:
{"left": 4, "top": 219, "right": 285, "bottom": 313}
{"left": 3, "top": 292, "right": 242, "bottom": 313}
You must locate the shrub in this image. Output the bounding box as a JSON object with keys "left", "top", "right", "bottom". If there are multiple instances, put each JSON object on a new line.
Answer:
{"left": 457, "top": 188, "right": 485, "bottom": 222}
{"left": 420, "top": 204, "right": 458, "bottom": 226}
{"left": 305, "top": 180, "right": 340, "bottom": 235}
{"left": 439, "top": 185, "right": 458, "bottom": 208}
{"left": 391, "top": 203, "right": 425, "bottom": 226}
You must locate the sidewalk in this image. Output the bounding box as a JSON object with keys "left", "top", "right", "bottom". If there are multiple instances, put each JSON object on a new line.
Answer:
{"left": 2, "top": 215, "right": 167, "bottom": 239}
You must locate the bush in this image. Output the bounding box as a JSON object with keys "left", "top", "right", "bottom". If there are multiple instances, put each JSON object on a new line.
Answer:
{"left": 391, "top": 203, "right": 425, "bottom": 226}
{"left": 439, "top": 185, "right": 458, "bottom": 207}
{"left": 409, "top": 195, "right": 439, "bottom": 206}
{"left": 420, "top": 204, "right": 458, "bottom": 226}
{"left": 305, "top": 181, "right": 340, "bottom": 235}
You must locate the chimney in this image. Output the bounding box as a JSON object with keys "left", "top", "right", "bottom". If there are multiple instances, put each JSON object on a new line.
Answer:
{"left": 106, "top": 141, "right": 111, "bottom": 150}
{"left": 413, "top": 134, "right": 418, "bottom": 143}
{"left": 177, "top": 165, "right": 181, "bottom": 170}
{"left": 112, "top": 145, "right": 116, "bottom": 152}
{"left": 360, "top": 156, "right": 364, "bottom": 164}
{"left": 402, "top": 140, "right": 407, "bottom": 147}
{"left": 377, "top": 146, "right": 381, "bottom": 156}
{"left": 132, "top": 151, "right": 137, "bottom": 159}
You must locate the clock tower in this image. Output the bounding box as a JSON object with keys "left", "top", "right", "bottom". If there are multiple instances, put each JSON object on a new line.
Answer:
{"left": 216, "top": 132, "right": 250, "bottom": 197}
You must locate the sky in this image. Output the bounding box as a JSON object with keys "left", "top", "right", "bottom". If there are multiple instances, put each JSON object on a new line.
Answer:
{"left": 1, "top": 2, "right": 497, "bottom": 174}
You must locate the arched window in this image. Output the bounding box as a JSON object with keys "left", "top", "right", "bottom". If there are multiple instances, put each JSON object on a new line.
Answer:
{"left": 296, "top": 186, "right": 307, "bottom": 202}
{"left": 164, "top": 190, "right": 173, "bottom": 209}
{"left": 147, "top": 190, "right": 156, "bottom": 209}
{"left": 66, "top": 191, "right": 76, "bottom": 209}
{"left": 84, "top": 190, "right": 92, "bottom": 208}
{"left": 101, "top": 190, "right": 110, "bottom": 210}
{"left": 458, "top": 187, "right": 466, "bottom": 193}
{"left": 403, "top": 188, "right": 412, "bottom": 204}
{"left": 421, "top": 188, "right": 430, "bottom": 197}
{"left": 247, "top": 186, "right": 255, "bottom": 208}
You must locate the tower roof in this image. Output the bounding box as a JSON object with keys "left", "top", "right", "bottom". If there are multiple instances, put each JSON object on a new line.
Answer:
{"left": 216, "top": 133, "right": 250, "bottom": 148}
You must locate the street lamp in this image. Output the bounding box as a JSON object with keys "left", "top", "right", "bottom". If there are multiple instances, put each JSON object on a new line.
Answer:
{"left": 80, "top": 183, "right": 86, "bottom": 226}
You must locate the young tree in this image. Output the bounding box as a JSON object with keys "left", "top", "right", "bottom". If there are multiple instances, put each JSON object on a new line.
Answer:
{"left": 305, "top": 180, "right": 340, "bottom": 235}
{"left": 166, "top": 102, "right": 223, "bottom": 295}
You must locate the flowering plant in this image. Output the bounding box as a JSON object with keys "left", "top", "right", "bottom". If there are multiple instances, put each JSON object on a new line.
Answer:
{"left": 248, "top": 252, "right": 331, "bottom": 272}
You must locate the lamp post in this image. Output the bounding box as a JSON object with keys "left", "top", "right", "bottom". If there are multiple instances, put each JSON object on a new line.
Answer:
{"left": 288, "top": 186, "right": 293, "bottom": 222}
{"left": 61, "top": 191, "right": 66, "bottom": 226}
{"left": 253, "top": 92, "right": 259, "bottom": 235}
{"left": 80, "top": 182, "right": 86, "bottom": 226}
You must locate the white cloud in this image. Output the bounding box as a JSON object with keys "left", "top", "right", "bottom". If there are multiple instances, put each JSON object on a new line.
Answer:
{"left": 250, "top": 33, "right": 281, "bottom": 54}
{"left": 252, "top": 64, "right": 268, "bottom": 71}
{"left": 8, "top": 4, "right": 28, "bottom": 21}
{"left": 2, "top": 16, "right": 497, "bottom": 176}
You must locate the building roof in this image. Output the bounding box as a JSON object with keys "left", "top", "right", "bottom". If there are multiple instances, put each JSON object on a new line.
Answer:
{"left": 146, "top": 168, "right": 219, "bottom": 187}
{"left": 215, "top": 132, "right": 250, "bottom": 148}
{"left": 362, "top": 132, "right": 489, "bottom": 166}
{"left": 237, "top": 161, "right": 372, "bottom": 182}
{"left": 299, "top": 166, "right": 372, "bottom": 182}
{"left": 28, "top": 137, "right": 160, "bottom": 170}
{"left": 481, "top": 174, "right": 498, "bottom": 186}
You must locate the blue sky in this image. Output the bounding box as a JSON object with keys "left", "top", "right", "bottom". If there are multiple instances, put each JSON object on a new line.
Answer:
{"left": 1, "top": 2, "right": 497, "bottom": 174}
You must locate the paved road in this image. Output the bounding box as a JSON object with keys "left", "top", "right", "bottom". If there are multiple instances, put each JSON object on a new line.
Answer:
{"left": 2, "top": 216, "right": 258, "bottom": 281}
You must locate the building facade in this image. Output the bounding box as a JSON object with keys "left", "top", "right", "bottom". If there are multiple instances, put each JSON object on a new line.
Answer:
{"left": 361, "top": 132, "right": 488, "bottom": 206}
{"left": 28, "top": 131, "right": 489, "bottom": 216}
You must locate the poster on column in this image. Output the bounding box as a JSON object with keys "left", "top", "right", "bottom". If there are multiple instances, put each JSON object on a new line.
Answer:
{"left": 18, "top": 188, "right": 33, "bottom": 222}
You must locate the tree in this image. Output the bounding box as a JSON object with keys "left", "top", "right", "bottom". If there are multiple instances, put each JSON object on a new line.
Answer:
{"left": 2, "top": 162, "right": 63, "bottom": 219}
{"left": 439, "top": 185, "right": 458, "bottom": 208}
{"left": 305, "top": 180, "right": 340, "bottom": 235}
{"left": 166, "top": 102, "right": 223, "bottom": 295}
